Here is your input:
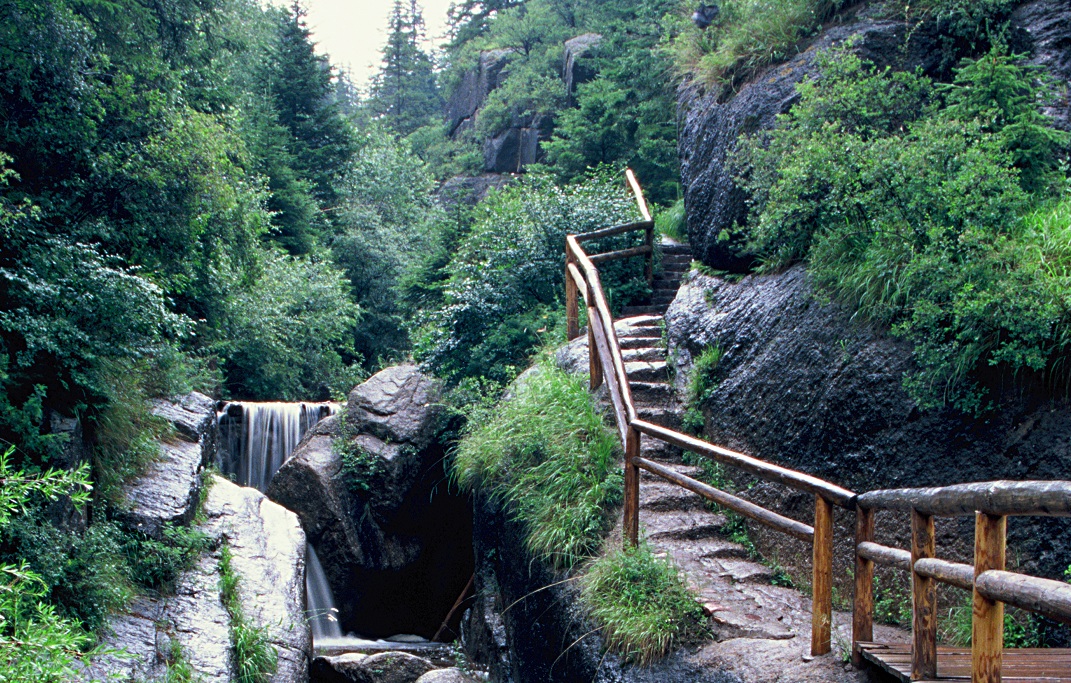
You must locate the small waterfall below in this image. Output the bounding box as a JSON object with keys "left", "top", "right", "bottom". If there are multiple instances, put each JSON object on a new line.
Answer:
{"left": 217, "top": 401, "right": 340, "bottom": 642}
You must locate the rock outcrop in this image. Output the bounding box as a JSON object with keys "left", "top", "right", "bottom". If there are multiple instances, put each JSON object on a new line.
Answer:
{"left": 268, "top": 365, "right": 474, "bottom": 639}
{"left": 665, "top": 269, "right": 1071, "bottom": 590}
{"left": 678, "top": 0, "right": 1071, "bottom": 271}
{"left": 446, "top": 49, "right": 513, "bottom": 137}
{"left": 562, "top": 33, "right": 602, "bottom": 100}
{"left": 312, "top": 651, "right": 435, "bottom": 683}
{"left": 87, "top": 475, "right": 310, "bottom": 682}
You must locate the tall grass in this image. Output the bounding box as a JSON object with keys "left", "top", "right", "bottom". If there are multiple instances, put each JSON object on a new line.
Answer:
{"left": 218, "top": 543, "right": 277, "bottom": 683}
{"left": 581, "top": 543, "right": 709, "bottom": 664}
{"left": 671, "top": 0, "right": 848, "bottom": 87}
{"left": 452, "top": 358, "right": 622, "bottom": 568}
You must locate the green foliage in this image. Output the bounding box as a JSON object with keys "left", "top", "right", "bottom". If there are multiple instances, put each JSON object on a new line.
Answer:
{"left": 873, "top": 572, "right": 912, "bottom": 627}
{"left": 124, "top": 524, "right": 213, "bottom": 593}
{"left": 733, "top": 46, "right": 1071, "bottom": 412}
{"left": 655, "top": 199, "right": 687, "bottom": 243}
{"left": 210, "top": 251, "right": 361, "bottom": 401}
{"left": 162, "top": 639, "right": 201, "bottom": 683}
{"left": 453, "top": 359, "right": 622, "bottom": 568}
{"left": 219, "top": 542, "right": 278, "bottom": 683}
{"left": 669, "top": 0, "right": 849, "bottom": 87}
{"left": 415, "top": 170, "right": 639, "bottom": 385}
{"left": 681, "top": 346, "right": 722, "bottom": 434}
{"left": 334, "top": 409, "right": 388, "bottom": 494}
{"left": 943, "top": 594, "right": 1043, "bottom": 648}
{"left": 581, "top": 542, "right": 708, "bottom": 664}
{"left": 0, "top": 447, "right": 90, "bottom": 527}
{"left": 367, "top": 1, "right": 443, "bottom": 137}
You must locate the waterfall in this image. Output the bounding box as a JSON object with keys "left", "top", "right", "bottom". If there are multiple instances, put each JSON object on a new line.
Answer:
{"left": 306, "top": 545, "right": 342, "bottom": 640}
{"left": 217, "top": 401, "right": 336, "bottom": 492}
{"left": 217, "top": 401, "right": 340, "bottom": 642}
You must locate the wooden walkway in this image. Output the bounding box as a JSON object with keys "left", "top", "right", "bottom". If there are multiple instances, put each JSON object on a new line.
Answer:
{"left": 859, "top": 642, "right": 1071, "bottom": 682}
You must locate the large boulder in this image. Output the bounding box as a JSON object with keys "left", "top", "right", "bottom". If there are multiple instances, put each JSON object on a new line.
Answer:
{"left": 562, "top": 33, "right": 602, "bottom": 99}
{"left": 482, "top": 126, "right": 542, "bottom": 174}
{"left": 115, "top": 391, "right": 217, "bottom": 538}
{"left": 665, "top": 269, "right": 1071, "bottom": 589}
{"left": 269, "top": 366, "right": 474, "bottom": 639}
{"left": 445, "top": 49, "right": 513, "bottom": 137}
{"left": 85, "top": 476, "right": 309, "bottom": 682}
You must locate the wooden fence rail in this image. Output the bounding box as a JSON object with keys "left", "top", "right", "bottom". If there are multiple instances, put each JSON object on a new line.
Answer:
{"left": 565, "top": 170, "right": 1071, "bottom": 677}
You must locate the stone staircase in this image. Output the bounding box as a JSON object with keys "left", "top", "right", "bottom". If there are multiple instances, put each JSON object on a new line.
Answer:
{"left": 604, "top": 242, "right": 829, "bottom": 645}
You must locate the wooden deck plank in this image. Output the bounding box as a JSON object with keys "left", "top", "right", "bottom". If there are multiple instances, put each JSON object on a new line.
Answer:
{"left": 858, "top": 642, "right": 1071, "bottom": 682}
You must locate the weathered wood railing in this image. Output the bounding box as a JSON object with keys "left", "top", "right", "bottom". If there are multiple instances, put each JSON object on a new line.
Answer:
{"left": 565, "top": 170, "right": 1071, "bottom": 674}
{"left": 853, "top": 482, "right": 1071, "bottom": 682}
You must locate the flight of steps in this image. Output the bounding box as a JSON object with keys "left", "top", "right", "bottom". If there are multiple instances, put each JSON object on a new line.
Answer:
{"left": 607, "top": 244, "right": 819, "bottom": 644}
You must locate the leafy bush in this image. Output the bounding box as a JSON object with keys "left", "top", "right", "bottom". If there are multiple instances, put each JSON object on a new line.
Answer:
{"left": 733, "top": 46, "right": 1071, "bottom": 412}
{"left": 210, "top": 250, "right": 361, "bottom": 401}
{"left": 415, "top": 170, "right": 641, "bottom": 384}
{"left": 681, "top": 346, "right": 722, "bottom": 434}
{"left": 453, "top": 359, "right": 622, "bottom": 568}
{"left": 124, "top": 524, "right": 213, "bottom": 593}
{"left": 581, "top": 542, "right": 708, "bottom": 664}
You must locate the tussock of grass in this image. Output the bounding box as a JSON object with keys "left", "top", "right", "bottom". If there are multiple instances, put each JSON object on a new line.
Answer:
{"left": 671, "top": 0, "right": 848, "bottom": 87}
{"left": 452, "top": 358, "right": 622, "bottom": 568}
{"left": 581, "top": 543, "right": 709, "bottom": 665}
{"left": 218, "top": 543, "right": 278, "bottom": 683}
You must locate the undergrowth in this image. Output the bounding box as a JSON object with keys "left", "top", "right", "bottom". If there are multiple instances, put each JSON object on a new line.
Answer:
{"left": 681, "top": 346, "right": 723, "bottom": 435}
{"left": 452, "top": 358, "right": 622, "bottom": 568}
{"left": 333, "top": 408, "right": 388, "bottom": 494}
{"left": 218, "top": 542, "right": 278, "bottom": 683}
{"left": 581, "top": 542, "right": 709, "bottom": 665}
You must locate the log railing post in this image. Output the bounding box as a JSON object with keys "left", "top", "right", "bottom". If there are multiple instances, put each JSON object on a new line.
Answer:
{"left": 588, "top": 306, "right": 603, "bottom": 390}
{"left": 911, "top": 509, "right": 937, "bottom": 680}
{"left": 644, "top": 222, "right": 654, "bottom": 286}
{"left": 566, "top": 252, "right": 580, "bottom": 341}
{"left": 812, "top": 494, "right": 833, "bottom": 656}
{"left": 623, "top": 426, "right": 640, "bottom": 547}
{"left": 972, "top": 512, "right": 1006, "bottom": 683}
{"left": 852, "top": 506, "right": 875, "bottom": 667}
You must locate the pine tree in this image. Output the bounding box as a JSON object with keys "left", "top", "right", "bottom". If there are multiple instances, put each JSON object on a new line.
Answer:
{"left": 271, "top": 2, "right": 355, "bottom": 235}
{"left": 367, "top": 0, "right": 442, "bottom": 137}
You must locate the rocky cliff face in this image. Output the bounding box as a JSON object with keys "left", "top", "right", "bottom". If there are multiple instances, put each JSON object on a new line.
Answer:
{"left": 678, "top": 0, "right": 1071, "bottom": 270}
{"left": 666, "top": 269, "right": 1071, "bottom": 595}
{"left": 268, "top": 365, "right": 474, "bottom": 639}
{"left": 85, "top": 393, "right": 310, "bottom": 682}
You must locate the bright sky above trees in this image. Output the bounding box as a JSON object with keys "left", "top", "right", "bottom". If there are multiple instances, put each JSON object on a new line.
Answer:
{"left": 277, "top": 0, "right": 453, "bottom": 89}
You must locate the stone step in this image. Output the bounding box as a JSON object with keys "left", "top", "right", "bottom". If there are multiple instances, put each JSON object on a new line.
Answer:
{"left": 625, "top": 360, "right": 668, "bottom": 382}
{"left": 628, "top": 381, "right": 676, "bottom": 403}
{"left": 620, "top": 305, "right": 665, "bottom": 317}
{"left": 636, "top": 406, "right": 680, "bottom": 430}
{"left": 616, "top": 325, "right": 660, "bottom": 339}
{"left": 651, "top": 295, "right": 677, "bottom": 306}
{"left": 639, "top": 462, "right": 702, "bottom": 480}
{"left": 660, "top": 244, "right": 691, "bottom": 256}
{"left": 619, "top": 336, "right": 662, "bottom": 350}
{"left": 639, "top": 481, "right": 708, "bottom": 511}
{"left": 622, "top": 347, "right": 663, "bottom": 363}
{"left": 643, "top": 509, "right": 726, "bottom": 541}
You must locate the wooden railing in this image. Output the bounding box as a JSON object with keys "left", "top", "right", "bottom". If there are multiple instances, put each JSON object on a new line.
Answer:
{"left": 853, "top": 482, "right": 1071, "bottom": 682}
{"left": 564, "top": 170, "right": 1071, "bottom": 674}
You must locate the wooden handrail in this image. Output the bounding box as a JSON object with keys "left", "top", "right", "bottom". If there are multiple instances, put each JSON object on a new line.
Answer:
{"left": 858, "top": 480, "right": 1071, "bottom": 517}
{"left": 574, "top": 220, "right": 654, "bottom": 242}
{"left": 567, "top": 169, "right": 1071, "bottom": 676}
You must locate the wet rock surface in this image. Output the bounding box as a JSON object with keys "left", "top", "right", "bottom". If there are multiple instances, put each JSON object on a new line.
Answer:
{"left": 678, "top": 0, "right": 1071, "bottom": 271}
{"left": 311, "top": 651, "right": 437, "bottom": 683}
{"left": 666, "top": 269, "right": 1071, "bottom": 584}
{"left": 562, "top": 33, "right": 602, "bottom": 98}
{"left": 116, "top": 391, "right": 216, "bottom": 538}
{"left": 85, "top": 475, "right": 309, "bottom": 682}
{"left": 269, "top": 366, "right": 474, "bottom": 639}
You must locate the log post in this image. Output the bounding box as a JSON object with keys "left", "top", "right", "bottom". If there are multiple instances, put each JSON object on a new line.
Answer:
{"left": 812, "top": 494, "right": 833, "bottom": 656}
{"left": 911, "top": 509, "right": 937, "bottom": 680}
{"left": 853, "top": 506, "right": 875, "bottom": 667}
{"left": 566, "top": 251, "right": 580, "bottom": 341}
{"left": 623, "top": 426, "right": 640, "bottom": 547}
{"left": 972, "top": 513, "right": 1006, "bottom": 683}
{"left": 645, "top": 222, "right": 654, "bottom": 285}
{"left": 588, "top": 319, "right": 603, "bottom": 390}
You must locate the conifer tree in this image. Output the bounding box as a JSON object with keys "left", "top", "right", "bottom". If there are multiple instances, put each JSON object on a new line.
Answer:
{"left": 367, "top": 0, "right": 442, "bottom": 137}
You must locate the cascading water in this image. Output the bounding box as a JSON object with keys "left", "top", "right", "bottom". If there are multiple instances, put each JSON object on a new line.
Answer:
{"left": 217, "top": 401, "right": 340, "bottom": 641}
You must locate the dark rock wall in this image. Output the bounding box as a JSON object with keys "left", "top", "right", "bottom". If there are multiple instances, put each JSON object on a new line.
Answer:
{"left": 463, "top": 493, "right": 740, "bottom": 683}
{"left": 666, "top": 270, "right": 1071, "bottom": 594}
{"left": 677, "top": 0, "right": 1071, "bottom": 270}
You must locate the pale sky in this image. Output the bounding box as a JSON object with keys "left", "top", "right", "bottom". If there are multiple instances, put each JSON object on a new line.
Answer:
{"left": 281, "top": 0, "right": 455, "bottom": 91}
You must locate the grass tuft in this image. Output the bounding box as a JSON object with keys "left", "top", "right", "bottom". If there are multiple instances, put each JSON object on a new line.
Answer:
{"left": 452, "top": 358, "right": 622, "bottom": 568}
{"left": 581, "top": 542, "right": 709, "bottom": 665}
{"left": 218, "top": 542, "right": 278, "bottom": 683}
